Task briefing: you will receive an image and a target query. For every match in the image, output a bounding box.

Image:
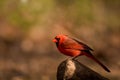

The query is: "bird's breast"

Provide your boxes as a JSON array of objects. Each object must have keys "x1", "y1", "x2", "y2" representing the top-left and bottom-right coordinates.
[{"x1": 58, "y1": 46, "x2": 81, "y2": 57}]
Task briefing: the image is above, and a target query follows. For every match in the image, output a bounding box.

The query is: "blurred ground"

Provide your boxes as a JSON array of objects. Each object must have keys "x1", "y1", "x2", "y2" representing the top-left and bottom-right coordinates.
[{"x1": 0, "y1": 0, "x2": 120, "y2": 80}]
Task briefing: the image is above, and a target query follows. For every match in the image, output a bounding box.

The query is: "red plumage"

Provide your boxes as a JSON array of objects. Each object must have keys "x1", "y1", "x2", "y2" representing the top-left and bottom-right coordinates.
[{"x1": 53, "y1": 34, "x2": 110, "y2": 72}]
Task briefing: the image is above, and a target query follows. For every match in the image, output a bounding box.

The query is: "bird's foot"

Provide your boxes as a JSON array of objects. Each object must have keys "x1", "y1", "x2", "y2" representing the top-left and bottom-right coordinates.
[{"x1": 72, "y1": 56, "x2": 78, "y2": 60}]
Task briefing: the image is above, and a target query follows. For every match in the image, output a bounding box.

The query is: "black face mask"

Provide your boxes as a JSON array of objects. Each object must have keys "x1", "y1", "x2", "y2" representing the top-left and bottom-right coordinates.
[{"x1": 55, "y1": 37, "x2": 60, "y2": 47}]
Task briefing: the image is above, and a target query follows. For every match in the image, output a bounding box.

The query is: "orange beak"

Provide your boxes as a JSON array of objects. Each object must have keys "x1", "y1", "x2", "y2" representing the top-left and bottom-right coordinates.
[{"x1": 53, "y1": 39, "x2": 57, "y2": 43}]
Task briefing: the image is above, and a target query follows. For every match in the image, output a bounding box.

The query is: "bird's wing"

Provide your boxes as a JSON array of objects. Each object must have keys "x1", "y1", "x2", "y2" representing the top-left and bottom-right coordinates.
[
  {"x1": 71, "y1": 38, "x2": 93, "y2": 51},
  {"x1": 60, "y1": 37, "x2": 93, "y2": 51}
]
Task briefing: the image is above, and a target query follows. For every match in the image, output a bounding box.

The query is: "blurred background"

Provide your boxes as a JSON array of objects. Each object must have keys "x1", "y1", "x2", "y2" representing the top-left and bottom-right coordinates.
[{"x1": 0, "y1": 0, "x2": 120, "y2": 80}]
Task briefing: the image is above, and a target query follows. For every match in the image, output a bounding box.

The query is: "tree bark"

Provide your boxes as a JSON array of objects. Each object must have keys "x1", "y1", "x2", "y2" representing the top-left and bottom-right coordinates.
[{"x1": 57, "y1": 59, "x2": 109, "y2": 80}]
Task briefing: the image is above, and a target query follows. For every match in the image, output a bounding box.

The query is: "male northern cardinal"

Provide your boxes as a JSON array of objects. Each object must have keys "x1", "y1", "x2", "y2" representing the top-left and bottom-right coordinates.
[{"x1": 53, "y1": 34, "x2": 110, "y2": 72}]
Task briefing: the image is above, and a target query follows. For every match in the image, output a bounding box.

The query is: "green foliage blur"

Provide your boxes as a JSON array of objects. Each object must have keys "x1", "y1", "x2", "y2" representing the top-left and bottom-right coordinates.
[{"x1": 0, "y1": 0, "x2": 120, "y2": 80}]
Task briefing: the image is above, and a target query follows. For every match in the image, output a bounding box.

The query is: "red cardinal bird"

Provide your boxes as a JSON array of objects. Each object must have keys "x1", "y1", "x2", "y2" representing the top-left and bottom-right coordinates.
[{"x1": 53, "y1": 34, "x2": 110, "y2": 72}]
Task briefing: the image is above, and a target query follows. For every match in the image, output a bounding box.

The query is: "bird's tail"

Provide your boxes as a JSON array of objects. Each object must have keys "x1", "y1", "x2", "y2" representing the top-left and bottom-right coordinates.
[{"x1": 85, "y1": 52, "x2": 110, "y2": 72}]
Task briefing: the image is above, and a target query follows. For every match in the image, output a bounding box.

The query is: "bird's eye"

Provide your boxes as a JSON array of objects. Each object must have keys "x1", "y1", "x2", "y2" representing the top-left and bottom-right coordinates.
[{"x1": 55, "y1": 37, "x2": 60, "y2": 41}]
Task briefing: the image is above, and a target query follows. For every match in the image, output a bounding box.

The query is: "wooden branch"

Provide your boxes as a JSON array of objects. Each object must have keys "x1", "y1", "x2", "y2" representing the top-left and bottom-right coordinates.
[{"x1": 57, "y1": 59, "x2": 109, "y2": 80}]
